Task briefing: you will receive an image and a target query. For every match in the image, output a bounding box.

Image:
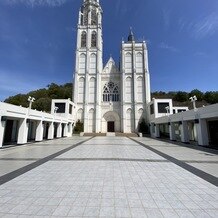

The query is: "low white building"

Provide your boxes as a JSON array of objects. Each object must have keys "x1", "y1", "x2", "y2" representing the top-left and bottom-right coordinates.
[
  {"x1": 0, "y1": 100, "x2": 75, "y2": 147},
  {"x1": 149, "y1": 102, "x2": 218, "y2": 147}
]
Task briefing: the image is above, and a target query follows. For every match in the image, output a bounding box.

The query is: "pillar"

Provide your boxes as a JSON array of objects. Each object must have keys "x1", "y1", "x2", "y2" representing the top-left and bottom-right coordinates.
[
  {"x1": 196, "y1": 119, "x2": 209, "y2": 146},
  {"x1": 150, "y1": 123, "x2": 155, "y2": 138},
  {"x1": 180, "y1": 121, "x2": 189, "y2": 143},
  {"x1": 169, "y1": 123, "x2": 176, "y2": 141},
  {"x1": 57, "y1": 123, "x2": 62, "y2": 138},
  {"x1": 155, "y1": 124, "x2": 160, "y2": 138},
  {"x1": 68, "y1": 123, "x2": 73, "y2": 137},
  {"x1": 63, "y1": 124, "x2": 68, "y2": 137},
  {"x1": 35, "y1": 120, "x2": 44, "y2": 142},
  {"x1": 48, "y1": 122, "x2": 54, "y2": 140},
  {"x1": 17, "y1": 118, "x2": 28, "y2": 144},
  {"x1": 0, "y1": 117, "x2": 6, "y2": 147}
]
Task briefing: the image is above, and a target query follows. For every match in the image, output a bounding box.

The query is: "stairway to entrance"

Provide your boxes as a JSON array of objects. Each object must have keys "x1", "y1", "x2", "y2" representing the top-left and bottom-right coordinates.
[{"x1": 83, "y1": 132, "x2": 139, "y2": 137}]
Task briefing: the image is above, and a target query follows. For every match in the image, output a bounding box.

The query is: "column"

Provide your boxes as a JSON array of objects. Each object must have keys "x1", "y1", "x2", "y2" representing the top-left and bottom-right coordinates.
[
  {"x1": 180, "y1": 121, "x2": 189, "y2": 143},
  {"x1": 35, "y1": 120, "x2": 44, "y2": 142},
  {"x1": 63, "y1": 124, "x2": 68, "y2": 137},
  {"x1": 17, "y1": 118, "x2": 28, "y2": 144},
  {"x1": 169, "y1": 123, "x2": 176, "y2": 141},
  {"x1": 69, "y1": 123, "x2": 73, "y2": 137},
  {"x1": 150, "y1": 123, "x2": 156, "y2": 138},
  {"x1": 0, "y1": 117, "x2": 6, "y2": 147},
  {"x1": 48, "y1": 122, "x2": 54, "y2": 140},
  {"x1": 196, "y1": 119, "x2": 209, "y2": 146},
  {"x1": 57, "y1": 123, "x2": 62, "y2": 138},
  {"x1": 155, "y1": 124, "x2": 160, "y2": 138}
]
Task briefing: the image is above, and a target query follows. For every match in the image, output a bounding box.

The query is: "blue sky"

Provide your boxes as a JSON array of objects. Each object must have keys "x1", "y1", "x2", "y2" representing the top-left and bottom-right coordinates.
[{"x1": 0, "y1": 0, "x2": 218, "y2": 101}]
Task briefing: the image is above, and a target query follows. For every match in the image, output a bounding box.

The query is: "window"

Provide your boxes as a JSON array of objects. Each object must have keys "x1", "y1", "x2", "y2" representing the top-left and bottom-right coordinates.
[
  {"x1": 125, "y1": 53, "x2": 132, "y2": 73},
  {"x1": 83, "y1": 9, "x2": 88, "y2": 26},
  {"x1": 90, "y1": 53, "x2": 97, "y2": 74},
  {"x1": 126, "y1": 77, "x2": 133, "y2": 102},
  {"x1": 78, "y1": 77, "x2": 85, "y2": 103},
  {"x1": 89, "y1": 77, "x2": 96, "y2": 103},
  {"x1": 103, "y1": 82, "x2": 119, "y2": 102},
  {"x1": 77, "y1": 108, "x2": 84, "y2": 122},
  {"x1": 137, "y1": 76, "x2": 143, "y2": 102},
  {"x1": 79, "y1": 54, "x2": 86, "y2": 74},
  {"x1": 136, "y1": 52, "x2": 143, "y2": 73},
  {"x1": 158, "y1": 103, "x2": 170, "y2": 113},
  {"x1": 126, "y1": 109, "x2": 134, "y2": 132},
  {"x1": 91, "y1": 10, "x2": 98, "y2": 25},
  {"x1": 55, "y1": 103, "x2": 66, "y2": 113},
  {"x1": 91, "y1": 31, "x2": 97, "y2": 47},
  {"x1": 81, "y1": 32, "x2": 87, "y2": 47}
]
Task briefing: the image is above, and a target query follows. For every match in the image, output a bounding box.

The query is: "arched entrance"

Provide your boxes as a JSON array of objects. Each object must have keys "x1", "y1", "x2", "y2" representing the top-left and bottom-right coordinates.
[{"x1": 102, "y1": 111, "x2": 120, "y2": 133}]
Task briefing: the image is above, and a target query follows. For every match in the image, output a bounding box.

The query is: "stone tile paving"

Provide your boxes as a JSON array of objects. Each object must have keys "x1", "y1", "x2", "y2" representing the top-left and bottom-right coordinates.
[
  {"x1": 0, "y1": 136, "x2": 88, "y2": 177},
  {"x1": 133, "y1": 137, "x2": 218, "y2": 178},
  {"x1": 0, "y1": 136, "x2": 217, "y2": 217}
]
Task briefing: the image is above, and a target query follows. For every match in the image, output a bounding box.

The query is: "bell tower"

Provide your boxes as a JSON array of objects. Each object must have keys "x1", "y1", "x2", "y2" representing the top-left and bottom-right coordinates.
[{"x1": 73, "y1": 0, "x2": 103, "y2": 133}]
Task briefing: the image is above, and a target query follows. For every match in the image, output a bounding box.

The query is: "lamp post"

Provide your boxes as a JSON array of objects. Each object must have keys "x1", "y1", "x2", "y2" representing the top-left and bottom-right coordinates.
[
  {"x1": 189, "y1": 95, "x2": 197, "y2": 110},
  {"x1": 165, "y1": 106, "x2": 170, "y2": 116},
  {"x1": 54, "y1": 106, "x2": 59, "y2": 114},
  {"x1": 28, "y1": 96, "x2": 35, "y2": 109}
]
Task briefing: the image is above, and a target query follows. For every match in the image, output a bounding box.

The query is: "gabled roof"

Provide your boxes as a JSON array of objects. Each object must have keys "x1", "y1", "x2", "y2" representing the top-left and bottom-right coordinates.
[{"x1": 103, "y1": 57, "x2": 120, "y2": 74}]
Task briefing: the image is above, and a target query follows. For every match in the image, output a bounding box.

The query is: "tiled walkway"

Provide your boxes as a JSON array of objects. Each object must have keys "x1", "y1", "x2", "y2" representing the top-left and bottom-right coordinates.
[{"x1": 0, "y1": 136, "x2": 217, "y2": 217}]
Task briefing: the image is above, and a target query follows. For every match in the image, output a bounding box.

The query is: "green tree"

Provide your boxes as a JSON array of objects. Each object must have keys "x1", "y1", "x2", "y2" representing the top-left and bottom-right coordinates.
[
  {"x1": 73, "y1": 120, "x2": 84, "y2": 134},
  {"x1": 204, "y1": 92, "x2": 218, "y2": 104},
  {"x1": 32, "y1": 98, "x2": 52, "y2": 112},
  {"x1": 189, "y1": 89, "x2": 204, "y2": 101},
  {"x1": 173, "y1": 91, "x2": 188, "y2": 102},
  {"x1": 5, "y1": 94, "x2": 28, "y2": 107}
]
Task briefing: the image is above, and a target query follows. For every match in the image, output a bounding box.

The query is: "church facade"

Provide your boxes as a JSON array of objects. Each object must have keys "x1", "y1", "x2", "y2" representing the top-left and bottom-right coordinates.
[{"x1": 73, "y1": 0, "x2": 151, "y2": 133}]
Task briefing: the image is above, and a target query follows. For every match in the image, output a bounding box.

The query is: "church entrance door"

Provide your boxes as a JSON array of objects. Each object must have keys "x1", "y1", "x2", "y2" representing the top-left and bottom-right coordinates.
[{"x1": 107, "y1": 121, "x2": 115, "y2": 132}]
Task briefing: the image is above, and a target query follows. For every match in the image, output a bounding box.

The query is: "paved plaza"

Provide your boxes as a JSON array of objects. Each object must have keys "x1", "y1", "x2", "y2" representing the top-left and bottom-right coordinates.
[{"x1": 0, "y1": 136, "x2": 217, "y2": 217}]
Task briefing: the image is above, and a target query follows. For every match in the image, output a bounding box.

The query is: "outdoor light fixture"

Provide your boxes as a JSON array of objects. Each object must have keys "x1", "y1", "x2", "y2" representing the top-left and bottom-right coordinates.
[
  {"x1": 54, "y1": 106, "x2": 59, "y2": 113},
  {"x1": 165, "y1": 106, "x2": 170, "y2": 116},
  {"x1": 189, "y1": 95, "x2": 197, "y2": 110},
  {"x1": 28, "y1": 96, "x2": 35, "y2": 109}
]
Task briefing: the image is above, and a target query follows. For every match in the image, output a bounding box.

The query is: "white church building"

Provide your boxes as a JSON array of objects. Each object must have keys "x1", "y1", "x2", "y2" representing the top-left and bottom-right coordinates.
[
  {"x1": 0, "y1": 0, "x2": 217, "y2": 147},
  {"x1": 73, "y1": 0, "x2": 151, "y2": 133}
]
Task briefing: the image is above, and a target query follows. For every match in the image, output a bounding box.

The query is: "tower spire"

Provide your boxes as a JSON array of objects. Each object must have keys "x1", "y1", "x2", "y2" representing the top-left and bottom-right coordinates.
[{"x1": 128, "y1": 27, "x2": 135, "y2": 42}]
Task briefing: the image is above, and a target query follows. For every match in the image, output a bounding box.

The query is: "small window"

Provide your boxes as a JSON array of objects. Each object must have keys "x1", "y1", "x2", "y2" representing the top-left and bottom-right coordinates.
[
  {"x1": 158, "y1": 103, "x2": 169, "y2": 113},
  {"x1": 55, "y1": 103, "x2": 66, "y2": 113},
  {"x1": 91, "y1": 32, "x2": 97, "y2": 47},
  {"x1": 91, "y1": 10, "x2": 98, "y2": 25},
  {"x1": 81, "y1": 32, "x2": 87, "y2": 48}
]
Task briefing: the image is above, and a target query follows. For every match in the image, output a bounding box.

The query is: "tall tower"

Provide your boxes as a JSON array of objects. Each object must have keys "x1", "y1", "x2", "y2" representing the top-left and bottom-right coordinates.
[
  {"x1": 121, "y1": 30, "x2": 151, "y2": 133},
  {"x1": 73, "y1": 0, "x2": 103, "y2": 133}
]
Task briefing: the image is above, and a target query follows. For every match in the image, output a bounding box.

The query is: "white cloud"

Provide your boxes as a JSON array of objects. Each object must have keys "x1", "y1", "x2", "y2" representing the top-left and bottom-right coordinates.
[
  {"x1": 159, "y1": 42, "x2": 179, "y2": 52},
  {"x1": 4, "y1": 0, "x2": 68, "y2": 7},
  {"x1": 191, "y1": 13, "x2": 218, "y2": 39}
]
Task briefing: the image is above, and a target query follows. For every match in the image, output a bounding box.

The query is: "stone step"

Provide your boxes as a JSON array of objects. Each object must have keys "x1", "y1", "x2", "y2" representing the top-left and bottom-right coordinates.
[
  {"x1": 106, "y1": 132, "x2": 116, "y2": 137},
  {"x1": 82, "y1": 132, "x2": 139, "y2": 137}
]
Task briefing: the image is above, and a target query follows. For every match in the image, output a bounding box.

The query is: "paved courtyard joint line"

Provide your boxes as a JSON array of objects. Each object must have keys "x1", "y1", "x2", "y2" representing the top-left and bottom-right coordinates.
[
  {"x1": 0, "y1": 137, "x2": 93, "y2": 186},
  {"x1": 0, "y1": 136, "x2": 217, "y2": 218},
  {"x1": 130, "y1": 138, "x2": 218, "y2": 187}
]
